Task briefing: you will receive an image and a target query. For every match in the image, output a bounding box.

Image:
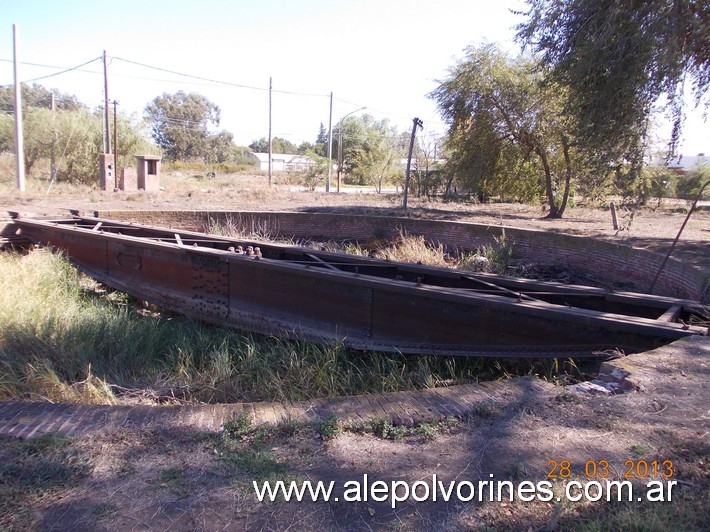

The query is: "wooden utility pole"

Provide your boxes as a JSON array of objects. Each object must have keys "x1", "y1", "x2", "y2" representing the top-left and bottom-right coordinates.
[
  {"x1": 402, "y1": 117, "x2": 423, "y2": 213},
  {"x1": 268, "y1": 77, "x2": 272, "y2": 185},
  {"x1": 13, "y1": 24, "x2": 25, "y2": 192},
  {"x1": 326, "y1": 92, "x2": 333, "y2": 192},
  {"x1": 610, "y1": 202, "x2": 619, "y2": 230},
  {"x1": 112, "y1": 100, "x2": 119, "y2": 190},
  {"x1": 649, "y1": 180, "x2": 710, "y2": 294},
  {"x1": 103, "y1": 51, "x2": 110, "y2": 154},
  {"x1": 50, "y1": 93, "x2": 56, "y2": 185}
]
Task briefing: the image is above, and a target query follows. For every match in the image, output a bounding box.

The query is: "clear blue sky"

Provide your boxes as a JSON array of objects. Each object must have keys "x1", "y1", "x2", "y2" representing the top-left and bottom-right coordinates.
[{"x1": 1, "y1": 0, "x2": 707, "y2": 155}]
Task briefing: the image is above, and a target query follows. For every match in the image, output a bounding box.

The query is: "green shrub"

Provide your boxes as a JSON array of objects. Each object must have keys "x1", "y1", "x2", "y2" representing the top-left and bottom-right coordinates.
[
  {"x1": 676, "y1": 166, "x2": 709, "y2": 200},
  {"x1": 319, "y1": 414, "x2": 343, "y2": 440}
]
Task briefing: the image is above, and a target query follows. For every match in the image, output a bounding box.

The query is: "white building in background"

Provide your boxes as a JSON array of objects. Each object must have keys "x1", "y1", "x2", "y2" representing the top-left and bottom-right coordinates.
[
  {"x1": 251, "y1": 153, "x2": 316, "y2": 172},
  {"x1": 651, "y1": 153, "x2": 708, "y2": 174},
  {"x1": 666, "y1": 154, "x2": 707, "y2": 173}
]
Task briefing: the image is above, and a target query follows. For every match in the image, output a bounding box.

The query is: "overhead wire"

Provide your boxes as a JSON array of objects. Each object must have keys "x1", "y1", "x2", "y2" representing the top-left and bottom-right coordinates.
[
  {"x1": 1, "y1": 52, "x2": 448, "y2": 145},
  {"x1": 112, "y1": 56, "x2": 331, "y2": 98},
  {"x1": 21, "y1": 56, "x2": 103, "y2": 84}
]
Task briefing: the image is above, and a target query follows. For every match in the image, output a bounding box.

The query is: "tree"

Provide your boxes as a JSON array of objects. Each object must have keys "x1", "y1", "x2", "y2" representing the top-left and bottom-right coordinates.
[
  {"x1": 206, "y1": 130, "x2": 236, "y2": 164},
  {"x1": 517, "y1": 0, "x2": 709, "y2": 160},
  {"x1": 334, "y1": 114, "x2": 402, "y2": 192},
  {"x1": 145, "y1": 91, "x2": 221, "y2": 162},
  {"x1": 248, "y1": 136, "x2": 298, "y2": 154},
  {"x1": 0, "y1": 83, "x2": 89, "y2": 176},
  {"x1": 314, "y1": 123, "x2": 328, "y2": 156},
  {"x1": 408, "y1": 132, "x2": 445, "y2": 197},
  {"x1": 297, "y1": 141, "x2": 315, "y2": 154},
  {"x1": 430, "y1": 44, "x2": 582, "y2": 217},
  {"x1": 1, "y1": 105, "x2": 156, "y2": 183}
]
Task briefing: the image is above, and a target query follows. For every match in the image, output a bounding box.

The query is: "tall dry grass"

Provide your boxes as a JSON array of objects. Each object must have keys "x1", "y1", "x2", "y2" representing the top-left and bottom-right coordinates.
[{"x1": 208, "y1": 220, "x2": 513, "y2": 274}]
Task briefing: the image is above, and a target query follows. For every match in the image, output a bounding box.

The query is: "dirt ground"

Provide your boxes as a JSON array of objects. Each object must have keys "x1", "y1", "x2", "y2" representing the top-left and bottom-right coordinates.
[
  {"x1": 12, "y1": 337, "x2": 709, "y2": 531},
  {"x1": 2, "y1": 173, "x2": 708, "y2": 241},
  {"x1": 1, "y1": 173, "x2": 709, "y2": 530},
  {"x1": 3, "y1": 172, "x2": 708, "y2": 269}
]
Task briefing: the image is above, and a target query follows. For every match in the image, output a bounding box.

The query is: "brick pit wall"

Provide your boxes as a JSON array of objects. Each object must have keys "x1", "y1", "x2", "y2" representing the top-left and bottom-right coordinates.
[{"x1": 95, "y1": 210, "x2": 710, "y2": 303}]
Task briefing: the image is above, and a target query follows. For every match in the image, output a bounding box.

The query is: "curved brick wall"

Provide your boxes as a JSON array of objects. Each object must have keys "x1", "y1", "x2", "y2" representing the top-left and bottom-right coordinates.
[{"x1": 95, "y1": 210, "x2": 710, "y2": 303}]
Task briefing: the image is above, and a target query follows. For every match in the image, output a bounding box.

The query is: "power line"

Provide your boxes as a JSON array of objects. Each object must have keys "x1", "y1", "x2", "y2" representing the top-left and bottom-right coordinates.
[
  {"x1": 112, "y1": 56, "x2": 330, "y2": 98},
  {"x1": 0, "y1": 53, "x2": 447, "y2": 145},
  {"x1": 0, "y1": 57, "x2": 100, "y2": 73},
  {"x1": 0, "y1": 56, "x2": 103, "y2": 89},
  {"x1": 21, "y1": 56, "x2": 103, "y2": 83}
]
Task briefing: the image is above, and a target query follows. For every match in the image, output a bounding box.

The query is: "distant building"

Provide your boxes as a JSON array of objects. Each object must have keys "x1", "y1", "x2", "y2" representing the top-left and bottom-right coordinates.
[
  {"x1": 398, "y1": 157, "x2": 447, "y2": 170},
  {"x1": 652, "y1": 153, "x2": 708, "y2": 174},
  {"x1": 251, "y1": 153, "x2": 316, "y2": 172}
]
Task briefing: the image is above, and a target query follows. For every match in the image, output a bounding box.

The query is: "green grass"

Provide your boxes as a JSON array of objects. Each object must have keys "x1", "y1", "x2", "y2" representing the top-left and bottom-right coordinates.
[
  {"x1": 212, "y1": 414, "x2": 289, "y2": 482},
  {"x1": 0, "y1": 249, "x2": 582, "y2": 405},
  {"x1": 156, "y1": 466, "x2": 191, "y2": 498},
  {"x1": 344, "y1": 416, "x2": 460, "y2": 442},
  {"x1": 0, "y1": 433, "x2": 93, "y2": 530}
]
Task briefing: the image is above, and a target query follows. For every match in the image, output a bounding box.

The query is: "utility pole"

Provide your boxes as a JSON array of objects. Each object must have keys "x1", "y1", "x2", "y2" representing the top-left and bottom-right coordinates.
[
  {"x1": 50, "y1": 93, "x2": 56, "y2": 185},
  {"x1": 337, "y1": 126, "x2": 343, "y2": 194},
  {"x1": 403, "y1": 117, "x2": 423, "y2": 213},
  {"x1": 268, "y1": 76, "x2": 272, "y2": 185},
  {"x1": 649, "y1": 180, "x2": 710, "y2": 294},
  {"x1": 103, "y1": 50, "x2": 110, "y2": 154},
  {"x1": 326, "y1": 92, "x2": 333, "y2": 192},
  {"x1": 112, "y1": 100, "x2": 119, "y2": 190},
  {"x1": 12, "y1": 24, "x2": 25, "y2": 192}
]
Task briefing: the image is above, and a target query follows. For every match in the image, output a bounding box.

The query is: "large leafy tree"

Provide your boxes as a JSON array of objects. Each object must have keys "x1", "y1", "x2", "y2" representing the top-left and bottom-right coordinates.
[
  {"x1": 334, "y1": 114, "x2": 402, "y2": 192},
  {"x1": 343, "y1": 115, "x2": 401, "y2": 192},
  {"x1": 207, "y1": 130, "x2": 236, "y2": 164},
  {"x1": 145, "y1": 91, "x2": 222, "y2": 162},
  {"x1": 431, "y1": 45, "x2": 582, "y2": 217},
  {"x1": 517, "y1": 0, "x2": 709, "y2": 160}
]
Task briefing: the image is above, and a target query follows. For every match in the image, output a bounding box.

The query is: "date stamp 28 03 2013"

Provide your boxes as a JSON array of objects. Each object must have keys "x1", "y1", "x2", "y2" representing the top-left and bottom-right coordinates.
[{"x1": 547, "y1": 459, "x2": 674, "y2": 480}]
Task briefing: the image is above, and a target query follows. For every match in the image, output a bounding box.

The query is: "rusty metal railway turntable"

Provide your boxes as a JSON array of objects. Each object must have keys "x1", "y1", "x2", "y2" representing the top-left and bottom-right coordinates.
[{"x1": 6, "y1": 214, "x2": 707, "y2": 357}]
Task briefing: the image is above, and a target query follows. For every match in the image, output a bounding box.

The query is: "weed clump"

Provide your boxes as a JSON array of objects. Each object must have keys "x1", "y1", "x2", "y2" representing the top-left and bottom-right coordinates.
[{"x1": 319, "y1": 413, "x2": 343, "y2": 440}]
